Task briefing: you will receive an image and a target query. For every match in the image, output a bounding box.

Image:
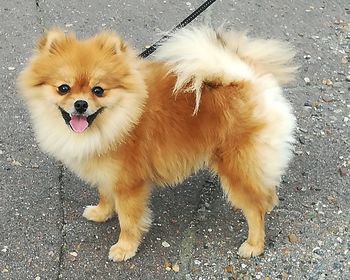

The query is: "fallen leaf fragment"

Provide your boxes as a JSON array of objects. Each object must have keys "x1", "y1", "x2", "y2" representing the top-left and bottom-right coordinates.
[
  {"x1": 164, "y1": 260, "x2": 172, "y2": 271},
  {"x1": 224, "y1": 264, "x2": 234, "y2": 273}
]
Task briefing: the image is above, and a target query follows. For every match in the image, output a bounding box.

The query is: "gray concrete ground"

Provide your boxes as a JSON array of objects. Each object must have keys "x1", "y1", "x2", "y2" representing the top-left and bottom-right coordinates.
[{"x1": 0, "y1": 0, "x2": 349, "y2": 279}]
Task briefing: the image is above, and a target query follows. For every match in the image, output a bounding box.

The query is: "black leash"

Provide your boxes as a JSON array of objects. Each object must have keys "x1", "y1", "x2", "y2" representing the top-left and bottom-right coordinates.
[{"x1": 139, "y1": 0, "x2": 217, "y2": 58}]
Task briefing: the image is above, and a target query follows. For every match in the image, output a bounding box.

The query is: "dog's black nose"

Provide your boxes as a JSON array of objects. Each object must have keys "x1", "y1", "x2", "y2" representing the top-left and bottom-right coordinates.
[{"x1": 74, "y1": 100, "x2": 88, "y2": 114}]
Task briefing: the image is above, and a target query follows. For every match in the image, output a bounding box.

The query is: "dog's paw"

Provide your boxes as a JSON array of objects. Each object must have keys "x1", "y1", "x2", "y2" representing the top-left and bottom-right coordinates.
[
  {"x1": 108, "y1": 242, "x2": 137, "y2": 262},
  {"x1": 238, "y1": 241, "x2": 264, "y2": 258},
  {"x1": 83, "y1": 205, "x2": 113, "y2": 223}
]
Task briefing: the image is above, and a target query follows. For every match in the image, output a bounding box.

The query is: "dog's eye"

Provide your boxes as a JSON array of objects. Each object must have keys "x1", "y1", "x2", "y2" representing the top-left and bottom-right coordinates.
[
  {"x1": 57, "y1": 84, "x2": 71, "y2": 95},
  {"x1": 92, "y1": 86, "x2": 104, "y2": 97}
]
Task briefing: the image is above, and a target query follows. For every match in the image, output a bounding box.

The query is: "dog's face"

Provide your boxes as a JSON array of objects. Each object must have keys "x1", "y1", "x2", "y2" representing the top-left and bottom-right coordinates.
[
  {"x1": 26, "y1": 30, "x2": 142, "y2": 132},
  {"x1": 18, "y1": 30, "x2": 147, "y2": 159}
]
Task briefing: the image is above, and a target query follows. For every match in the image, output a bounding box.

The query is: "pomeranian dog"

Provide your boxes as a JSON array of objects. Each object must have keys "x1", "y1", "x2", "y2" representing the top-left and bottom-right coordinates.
[{"x1": 18, "y1": 26, "x2": 296, "y2": 261}]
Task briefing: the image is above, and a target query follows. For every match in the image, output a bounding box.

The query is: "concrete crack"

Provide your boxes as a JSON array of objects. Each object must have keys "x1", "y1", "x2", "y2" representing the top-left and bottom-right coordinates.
[
  {"x1": 56, "y1": 164, "x2": 67, "y2": 280},
  {"x1": 178, "y1": 171, "x2": 219, "y2": 277},
  {"x1": 34, "y1": 0, "x2": 44, "y2": 31}
]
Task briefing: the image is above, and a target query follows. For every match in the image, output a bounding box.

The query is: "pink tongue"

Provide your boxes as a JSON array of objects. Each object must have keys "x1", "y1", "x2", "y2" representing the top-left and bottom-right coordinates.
[{"x1": 69, "y1": 115, "x2": 89, "y2": 133}]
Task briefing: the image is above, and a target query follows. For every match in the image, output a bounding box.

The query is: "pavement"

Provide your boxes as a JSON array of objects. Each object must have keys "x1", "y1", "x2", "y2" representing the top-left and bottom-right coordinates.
[{"x1": 0, "y1": 0, "x2": 349, "y2": 279}]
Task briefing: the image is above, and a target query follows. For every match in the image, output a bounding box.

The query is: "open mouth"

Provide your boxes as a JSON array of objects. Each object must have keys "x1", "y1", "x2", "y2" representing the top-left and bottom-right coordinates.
[{"x1": 58, "y1": 107, "x2": 104, "y2": 133}]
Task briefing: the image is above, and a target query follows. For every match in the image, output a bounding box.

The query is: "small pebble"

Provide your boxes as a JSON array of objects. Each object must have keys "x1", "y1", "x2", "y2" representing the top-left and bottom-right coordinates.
[
  {"x1": 8, "y1": 66, "x2": 15, "y2": 71},
  {"x1": 299, "y1": 127, "x2": 308, "y2": 133},
  {"x1": 322, "y1": 79, "x2": 333, "y2": 86},
  {"x1": 338, "y1": 167, "x2": 347, "y2": 177},
  {"x1": 162, "y1": 241, "x2": 170, "y2": 248},
  {"x1": 48, "y1": 251, "x2": 54, "y2": 257},
  {"x1": 69, "y1": 251, "x2": 78, "y2": 257},
  {"x1": 321, "y1": 95, "x2": 335, "y2": 102},
  {"x1": 194, "y1": 259, "x2": 201, "y2": 265},
  {"x1": 304, "y1": 100, "x2": 312, "y2": 107},
  {"x1": 282, "y1": 247, "x2": 290, "y2": 256},
  {"x1": 288, "y1": 233, "x2": 299, "y2": 243},
  {"x1": 341, "y1": 56, "x2": 348, "y2": 64},
  {"x1": 172, "y1": 263, "x2": 180, "y2": 272},
  {"x1": 345, "y1": 75, "x2": 350, "y2": 82},
  {"x1": 304, "y1": 77, "x2": 311, "y2": 85},
  {"x1": 281, "y1": 272, "x2": 289, "y2": 280},
  {"x1": 11, "y1": 160, "x2": 22, "y2": 166}
]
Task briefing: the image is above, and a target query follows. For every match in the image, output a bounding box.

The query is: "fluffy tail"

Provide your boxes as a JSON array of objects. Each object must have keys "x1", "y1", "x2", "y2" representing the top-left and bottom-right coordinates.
[{"x1": 155, "y1": 26, "x2": 297, "y2": 113}]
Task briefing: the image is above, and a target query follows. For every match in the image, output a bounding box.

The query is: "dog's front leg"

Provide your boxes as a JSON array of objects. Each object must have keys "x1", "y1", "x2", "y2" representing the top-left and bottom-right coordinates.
[
  {"x1": 83, "y1": 186, "x2": 115, "y2": 223},
  {"x1": 108, "y1": 181, "x2": 152, "y2": 262}
]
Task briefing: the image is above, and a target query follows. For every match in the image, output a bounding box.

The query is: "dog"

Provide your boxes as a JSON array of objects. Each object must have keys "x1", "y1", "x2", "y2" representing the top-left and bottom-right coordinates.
[{"x1": 18, "y1": 26, "x2": 296, "y2": 261}]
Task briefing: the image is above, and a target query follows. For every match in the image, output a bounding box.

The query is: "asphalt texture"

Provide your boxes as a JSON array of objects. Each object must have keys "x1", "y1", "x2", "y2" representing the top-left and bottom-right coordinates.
[{"x1": 0, "y1": 0, "x2": 349, "y2": 279}]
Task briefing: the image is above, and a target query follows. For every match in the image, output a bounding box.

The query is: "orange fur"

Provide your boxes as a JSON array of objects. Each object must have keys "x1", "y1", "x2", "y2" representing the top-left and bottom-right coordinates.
[{"x1": 18, "y1": 28, "x2": 296, "y2": 261}]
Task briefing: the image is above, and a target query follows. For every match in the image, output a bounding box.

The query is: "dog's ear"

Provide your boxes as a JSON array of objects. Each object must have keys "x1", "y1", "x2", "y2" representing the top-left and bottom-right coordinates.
[
  {"x1": 93, "y1": 32, "x2": 129, "y2": 55},
  {"x1": 37, "y1": 28, "x2": 72, "y2": 52}
]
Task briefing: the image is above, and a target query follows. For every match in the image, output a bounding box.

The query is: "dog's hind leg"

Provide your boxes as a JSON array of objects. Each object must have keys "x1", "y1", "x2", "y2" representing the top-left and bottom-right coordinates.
[{"x1": 210, "y1": 147, "x2": 278, "y2": 258}]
